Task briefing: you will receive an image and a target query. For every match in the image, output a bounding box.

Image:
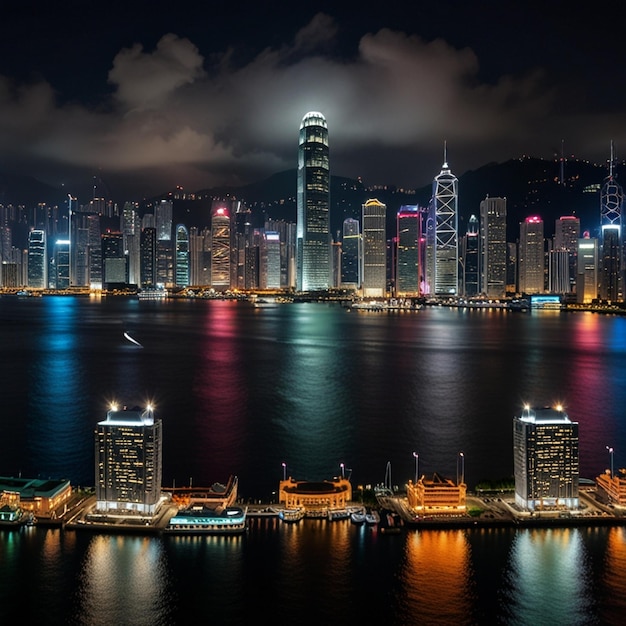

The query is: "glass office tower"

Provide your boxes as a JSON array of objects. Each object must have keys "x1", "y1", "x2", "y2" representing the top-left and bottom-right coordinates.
[{"x1": 297, "y1": 111, "x2": 330, "y2": 292}]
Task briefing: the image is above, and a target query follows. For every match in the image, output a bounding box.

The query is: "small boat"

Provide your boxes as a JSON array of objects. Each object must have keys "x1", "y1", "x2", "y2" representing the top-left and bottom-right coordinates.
[
  {"x1": 278, "y1": 508, "x2": 305, "y2": 523},
  {"x1": 123, "y1": 331, "x2": 143, "y2": 348},
  {"x1": 350, "y1": 510, "x2": 366, "y2": 524},
  {"x1": 328, "y1": 508, "x2": 350, "y2": 521},
  {"x1": 365, "y1": 510, "x2": 380, "y2": 525}
]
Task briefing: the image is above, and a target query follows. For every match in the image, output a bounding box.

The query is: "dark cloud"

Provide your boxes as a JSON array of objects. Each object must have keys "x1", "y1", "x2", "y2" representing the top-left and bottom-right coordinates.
[{"x1": 0, "y1": 10, "x2": 624, "y2": 202}]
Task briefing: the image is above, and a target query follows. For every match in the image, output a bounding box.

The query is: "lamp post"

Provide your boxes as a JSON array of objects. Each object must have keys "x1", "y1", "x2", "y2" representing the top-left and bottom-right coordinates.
[
  {"x1": 413, "y1": 452, "x2": 419, "y2": 484},
  {"x1": 340, "y1": 463, "x2": 345, "y2": 479},
  {"x1": 458, "y1": 452, "x2": 465, "y2": 486},
  {"x1": 282, "y1": 462, "x2": 286, "y2": 482},
  {"x1": 606, "y1": 446, "x2": 614, "y2": 479}
]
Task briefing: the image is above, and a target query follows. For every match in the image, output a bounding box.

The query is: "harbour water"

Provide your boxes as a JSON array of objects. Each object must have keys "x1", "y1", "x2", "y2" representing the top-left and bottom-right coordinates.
[{"x1": 1, "y1": 297, "x2": 626, "y2": 624}]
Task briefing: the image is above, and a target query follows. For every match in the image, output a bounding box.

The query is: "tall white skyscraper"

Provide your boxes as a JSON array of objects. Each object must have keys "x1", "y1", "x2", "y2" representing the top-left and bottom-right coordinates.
[
  {"x1": 577, "y1": 233, "x2": 599, "y2": 304},
  {"x1": 297, "y1": 112, "x2": 330, "y2": 292},
  {"x1": 27, "y1": 229, "x2": 47, "y2": 289},
  {"x1": 433, "y1": 145, "x2": 458, "y2": 296},
  {"x1": 361, "y1": 199, "x2": 387, "y2": 297}
]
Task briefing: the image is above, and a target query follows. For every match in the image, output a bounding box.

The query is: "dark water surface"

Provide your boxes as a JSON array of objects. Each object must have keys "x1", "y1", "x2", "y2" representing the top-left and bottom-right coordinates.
[{"x1": 1, "y1": 297, "x2": 626, "y2": 624}]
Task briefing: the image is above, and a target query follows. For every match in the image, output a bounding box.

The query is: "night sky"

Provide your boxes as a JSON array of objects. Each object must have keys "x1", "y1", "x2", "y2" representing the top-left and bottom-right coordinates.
[{"x1": 1, "y1": 0, "x2": 625, "y2": 203}]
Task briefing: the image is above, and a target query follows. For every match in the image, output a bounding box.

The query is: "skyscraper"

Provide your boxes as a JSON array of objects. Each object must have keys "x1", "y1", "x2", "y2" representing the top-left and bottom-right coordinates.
[
  {"x1": 296, "y1": 111, "x2": 330, "y2": 292},
  {"x1": 27, "y1": 229, "x2": 47, "y2": 289},
  {"x1": 554, "y1": 216, "x2": 580, "y2": 293},
  {"x1": 479, "y1": 197, "x2": 507, "y2": 297},
  {"x1": 518, "y1": 216, "x2": 544, "y2": 294},
  {"x1": 361, "y1": 199, "x2": 387, "y2": 297},
  {"x1": 175, "y1": 224, "x2": 190, "y2": 287},
  {"x1": 433, "y1": 145, "x2": 459, "y2": 296},
  {"x1": 95, "y1": 403, "x2": 163, "y2": 515},
  {"x1": 600, "y1": 143, "x2": 623, "y2": 301},
  {"x1": 463, "y1": 214, "x2": 479, "y2": 297},
  {"x1": 211, "y1": 204, "x2": 231, "y2": 291},
  {"x1": 341, "y1": 218, "x2": 361, "y2": 289},
  {"x1": 396, "y1": 206, "x2": 421, "y2": 297},
  {"x1": 513, "y1": 405, "x2": 579, "y2": 511},
  {"x1": 577, "y1": 233, "x2": 599, "y2": 304}
]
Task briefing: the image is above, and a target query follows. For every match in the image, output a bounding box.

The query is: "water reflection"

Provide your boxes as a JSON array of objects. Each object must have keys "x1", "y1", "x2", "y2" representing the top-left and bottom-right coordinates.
[{"x1": 504, "y1": 528, "x2": 592, "y2": 625}]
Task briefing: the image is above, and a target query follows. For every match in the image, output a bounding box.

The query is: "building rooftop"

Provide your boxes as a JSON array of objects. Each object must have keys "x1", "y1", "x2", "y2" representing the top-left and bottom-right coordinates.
[{"x1": 518, "y1": 406, "x2": 574, "y2": 424}]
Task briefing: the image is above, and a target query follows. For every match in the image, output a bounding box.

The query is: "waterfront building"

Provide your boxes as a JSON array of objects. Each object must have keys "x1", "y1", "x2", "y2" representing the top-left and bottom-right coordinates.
[
  {"x1": 95, "y1": 404, "x2": 163, "y2": 515},
  {"x1": 506, "y1": 242, "x2": 518, "y2": 294},
  {"x1": 189, "y1": 226, "x2": 211, "y2": 287},
  {"x1": 479, "y1": 197, "x2": 507, "y2": 297},
  {"x1": 548, "y1": 249, "x2": 570, "y2": 294},
  {"x1": 518, "y1": 216, "x2": 544, "y2": 294},
  {"x1": 175, "y1": 224, "x2": 190, "y2": 287},
  {"x1": 341, "y1": 218, "x2": 361, "y2": 289},
  {"x1": 600, "y1": 143, "x2": 623, "y2": 302},
  {"x1": 54, "y1": 239, "x2": 70, "y2": 289},
  {"x1": 296, "y1": 111, "x2": 330, "y2": 292},
  {"x1": 433, "y1": 146, "x2": 459, "y2": 296},
  {"x1": 140, "y1": 227, "x2": 157, "y2": 287},
  {"x1": 155, "y1": 200, "x2": 173, "y2": 242},
  {"x1": 513, "y1": 405, "x2": 579, "y2": 511},
  {"x1": 554, "y1": 216, "x2": 580, "y2": 293},
  {"x1": 576, "y1": 233, "x2": 599, "y2": 303},
  {"x1": 101, "y1": 231, "x2": 127, "y2": 286},
  {"x1": 211, "y1": 204, "x2": 231, "y2": 291},
  {"x1": 27, "y1": 229, "x2": 47, "y2": 288},
  {"x1": 264, "y1": 231, "x2": 281, "y2": 289},
  {"x1": 406, "y1": 473, "x2": 466, "y2": 514},
  {"x1": 0, "y1": 476, "x2": 72, "y2": 518},
  {"x1": 361, "y1": 199, "x2": 387, "y2": 297},
  {"x1": 279, "y1": 477, "x2": 352, "y2": 513},
  {"x1": 596, "y1": 469, "x2": 626, "y2": 506},
  {"x1": 396, "y1": 206, "x2": 421, "y2": 297},
  {"x1": 463, "y1": 214, "x2": 479, "y2": 296}
]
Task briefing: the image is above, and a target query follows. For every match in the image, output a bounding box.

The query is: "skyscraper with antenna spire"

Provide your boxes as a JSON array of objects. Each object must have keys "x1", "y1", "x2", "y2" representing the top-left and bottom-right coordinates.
[
  {"x1": 432, "y1": 141, "x2": 459, "y2": 296},
  {"x1": 600, "y1": 141, "x2": 623, "y2": 301}
]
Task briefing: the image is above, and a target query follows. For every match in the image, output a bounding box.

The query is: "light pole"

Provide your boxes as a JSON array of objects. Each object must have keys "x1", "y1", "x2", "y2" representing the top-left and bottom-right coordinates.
[
  {"x1": 282, "y1": 462, "x2": 286, "y2": 482},
  {"x1": 458, "y1": 452, "x2": 465, "y2": 486},
  {"x1": 413, "y1": 452, "x2": 419, "y2": 484},
  {"x1": 606, "y1": 446, "x2": 614, "y2": 479},
  {"x1": 340, "y1": 463, "x2": 345, "y2": 479}
]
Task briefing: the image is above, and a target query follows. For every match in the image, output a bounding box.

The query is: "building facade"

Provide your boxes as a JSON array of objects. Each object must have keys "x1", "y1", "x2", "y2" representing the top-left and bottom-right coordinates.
[
  {"x1": 396, "y1": 206, "x2": 421, "y2": 297},
  {"x1": 361, "y1": 199, "x2": 387, "y2": 297},
  {"x1": 518, "y1": 216, "x2": 544, "y2": 294},
  {"x1": 296, "y1": 111, "x2": 330, "y2": 292},
  {"x1": 479, "y1": 196, "x2": 507, "y2": 297},
  {"x1": 513, "y1": 405, "x2": 579, "y2": 511},
  {"x1": 95, "y1": 404, "x2": 163, "y2": 515}
]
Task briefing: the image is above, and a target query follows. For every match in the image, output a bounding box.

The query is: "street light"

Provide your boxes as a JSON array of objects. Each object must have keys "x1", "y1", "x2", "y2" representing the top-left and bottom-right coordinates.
[
  {"x1": 606, "y1": 446, "x2": 614, "y2": 479},
  {"x1": 340, "y1": 463, "x2": 345, "y2": 479},
  {"x1": 282, "y1": 462, "x2": 286, "y2": 481},
  {"x1": 413, "y1": 452, "x2": 419, "y2": 484},
  {"x1": 458, "y1": 452, "x2": 465, "y2": 486}
]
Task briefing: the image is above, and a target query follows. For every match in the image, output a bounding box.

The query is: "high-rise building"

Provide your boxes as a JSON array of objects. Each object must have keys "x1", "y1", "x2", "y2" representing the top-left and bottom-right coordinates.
[
  {"x1": 341, "y1": 218, "x2": 361, "y2": 289},
  {"x1": 518, "y1": 216, "x2": 544, "y2": 294},
  {"x1": 479, "y1": 197, "x2": 507, "y2": 297},
  {"x1": 554, "y1": 216, "x2": 580, "y2": 293},
  {"x1": 513, "y1": 405, "x2": 579, "y2": 511},
  {"x1": 548, "y1": 249, "x2": 570, "y2": 294},
  {"x1": 27, "y1": 229, "x2": 47, "y2": 289},
  {"x1": 433, "y1": 146, "x2": 458, "y2": 296},
  {"x1": 361, "y1": 199, "x2": 387, "y2": 297},
  {"x1": 600, "y1": 143, "x2": 623, "y2": 301},
  {"x1": 463, "y1": 214, "x2": 479, "y2": 297},
  {"x1": 101, "y1": 231, "x2": 126, "y2": 286},
  {"x1": 396, "y1": 206, "x2": 421, "y2": 297},
  {"x1": 155, "y1": 200, "x2": 173, "y2": 242},
  {"x1": 95, "y1": 403, "x2": 162, "y2": 515},
  {"x1": 577, "y1": 233, "x2": 599, "y2": 304},
  {"x1": 140, "y1": 227, "x2": 157, "y2": 287},
  {"x1": 175, "y1": 224, "x2": 190, "y2": 287},
  {"x1": 53, "y1": 239, "x2": 70, "y2": 289},
  {"x1": 264, "y1": 231, "x2": 281, "y2": 289},
  {"x1": 296, "y1": 111, "x2": 330, "y2": 292},
  {"x1": 211, "y1": 204, "x2": 231, "y2": 291}
]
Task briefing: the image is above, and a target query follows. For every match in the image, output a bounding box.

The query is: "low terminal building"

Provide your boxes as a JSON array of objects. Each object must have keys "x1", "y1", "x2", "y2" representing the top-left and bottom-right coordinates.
[
  {"x1": 596, "y1": 469, "x2": 626, "y2": 506},
  {"x1": 0, "y1": 476, "x2": 72, "y2": 518},
  {"x1": 406, "y1": 473, "x2": 467, "y2": 514},
  {"x1": 279, "y1": 477, "x2": 352, "y2": 513}
]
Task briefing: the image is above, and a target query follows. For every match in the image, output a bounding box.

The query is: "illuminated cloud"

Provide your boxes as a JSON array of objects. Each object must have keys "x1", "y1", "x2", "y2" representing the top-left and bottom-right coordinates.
[{"x1": 0, "y1": 13, "x2": 624, "y2": 200}]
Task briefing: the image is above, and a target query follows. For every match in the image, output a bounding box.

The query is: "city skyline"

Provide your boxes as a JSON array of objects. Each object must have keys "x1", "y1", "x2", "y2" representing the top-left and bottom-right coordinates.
[{"x1": 1, "y1": 2, "x2": 625, "y2": 202}]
